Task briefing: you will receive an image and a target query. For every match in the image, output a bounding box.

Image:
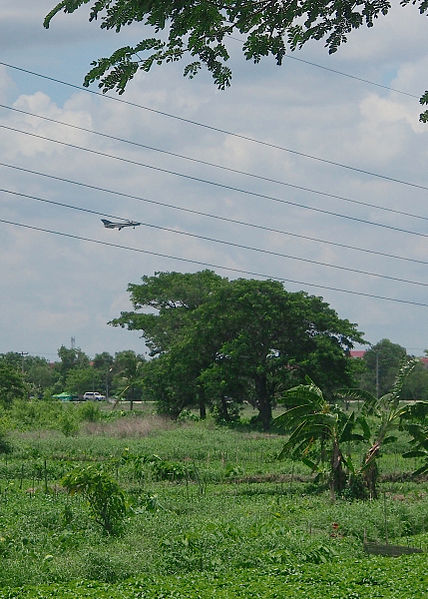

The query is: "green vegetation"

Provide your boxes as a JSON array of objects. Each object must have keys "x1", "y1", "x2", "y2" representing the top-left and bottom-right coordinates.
[
  {"x1": 0, "y1": 275, "x2": 426, "y2": 597},
  {"x1": 111, "y1": 271, "x2": 364, "y2": 429},
  {"x1": 0, "y1": 348, "x2": 145, "y2": 403},
  {"x1": 0, "y1": 400, "x2": 425, "y2": 597},
  {"x1": 277, "y1": 358, "x2": 427, "y2": 499},
  {"x1": 62, "y1": 465, "x2": 127, "y2": 534}
]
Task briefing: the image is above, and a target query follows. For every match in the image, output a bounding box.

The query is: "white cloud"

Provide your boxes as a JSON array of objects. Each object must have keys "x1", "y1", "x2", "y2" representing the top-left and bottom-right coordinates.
[{"x1": 0, "y1": 2, "x2": 427, "y2": 358}]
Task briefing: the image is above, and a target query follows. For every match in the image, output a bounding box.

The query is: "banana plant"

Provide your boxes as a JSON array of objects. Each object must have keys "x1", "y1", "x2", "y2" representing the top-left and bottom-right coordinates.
[
  {"x1": 276, "y1": 358, "x2": 422, "y2": 499},
  {"x1": 400, "y1": 400, "x2": 428, "y2": 476},
  {"x1": 341, "y1": 358, "x2": 419, "y2": 497},
  {"x1": 275, "y1": 379, "x2": 366, "y2": 500}
]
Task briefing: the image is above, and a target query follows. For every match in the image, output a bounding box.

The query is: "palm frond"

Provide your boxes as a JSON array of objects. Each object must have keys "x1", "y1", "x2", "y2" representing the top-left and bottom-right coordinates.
[
  {"x1": 356, "y1": 415, "x2": 371, "y2": 440},
  {"x1": 390, "y1": 357, "x2": 418, "y2": 403},
  {"x1": 281, "y1": 381, "x2": 324, "y2": 409},
  {"x1": 339, "y1": 412, "x2": 355, "y2": 443}
]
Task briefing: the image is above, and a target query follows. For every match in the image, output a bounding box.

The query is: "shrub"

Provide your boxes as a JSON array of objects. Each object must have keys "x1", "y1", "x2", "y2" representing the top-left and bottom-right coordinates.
[
  {"x1": 62, "y1": 465, "x2": 127, "y2": 535},
  {"x1": 78, "y1": 401, "x2": 101, "y2": 423},
  {"x1": 60, "y1": 412, "x2": 79, "y2": 437}
]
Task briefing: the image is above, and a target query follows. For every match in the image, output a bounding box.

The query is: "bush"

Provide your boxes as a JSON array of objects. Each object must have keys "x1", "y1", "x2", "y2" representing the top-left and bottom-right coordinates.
[
  {"x1": 62, "y1": 465, "x2": 127, "y2": 535},
  {"x1": 60, "y1": 412, "x2": 79, "y2": 437},
  {"x1": 78, "y1": 401, "x2": 101, "y2": 423}
]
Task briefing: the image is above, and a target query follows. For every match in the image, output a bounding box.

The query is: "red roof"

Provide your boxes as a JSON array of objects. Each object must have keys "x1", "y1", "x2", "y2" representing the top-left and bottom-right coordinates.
[{"x1": 350, "y1": 350, "x2": 366, "y2": 358}]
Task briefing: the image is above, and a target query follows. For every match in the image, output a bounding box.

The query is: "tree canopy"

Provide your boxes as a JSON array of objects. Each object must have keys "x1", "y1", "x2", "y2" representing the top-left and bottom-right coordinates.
[
  {"x1": 111, "y1": 270, "x2": 364, "y2": 428},
  {"x1": 0, "y1": 363, "x2": 27, "y2": 408},
  {"x1": 44, "y1": 1, "x2": 428, "y2": 119},
  {"x1": 362, "y1": 339, "x2": 407, "y2": 397}
]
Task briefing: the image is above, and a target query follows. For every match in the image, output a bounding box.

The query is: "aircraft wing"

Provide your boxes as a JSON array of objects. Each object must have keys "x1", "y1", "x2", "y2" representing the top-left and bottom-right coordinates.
[{"x1": 101, "y1": 219, "x2": 115, "y2": 229}]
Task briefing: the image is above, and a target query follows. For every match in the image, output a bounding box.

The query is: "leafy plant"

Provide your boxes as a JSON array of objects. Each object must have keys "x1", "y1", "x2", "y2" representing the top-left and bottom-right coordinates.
[
  {"x1": 276, "y1": 358, "x2": 422, "y2": 498},
  {"x1": 60, "y1": 412, "x2": 79, "y2": 437},
  {"x1": 150, "y1": 456, "x2": 194, "y2": 482},
  {"x1": 0, "y1": 424, "x2": 12, "y2": 455},
  {"x1": 275, "y1": 379, "x2": 366, "y2": 499},
  {"x1": 78, "y1": 401, "x2": 101, "y2": 423},
  {"x1": 62, "y1": 465, "x2": 127, "y2": 535},
  {"x1": 345, "y1": 358, "x2": 421, "y2": 496},
  {"x1": 401, "y1": 401, "x2": 428, "y2": 475}
]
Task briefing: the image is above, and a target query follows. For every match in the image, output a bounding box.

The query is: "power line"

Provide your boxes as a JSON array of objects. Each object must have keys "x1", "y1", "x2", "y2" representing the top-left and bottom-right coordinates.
[
  {"x1": 284, "y1": 55, "x2": 419, "y2": 99},
  {"x1": 2, "y1": 102, "x2": 427, "y2": 224},
  {"x1": 1, "y1": 160, "x2": 427, "y2": 266},
  {"x1": 1, "y1": 188, "x2": 128, "y2": 223},
  {"x1": 4, "y1": 187, "x2": 427, "y2": 288},
  {"x1": 1, "y1": 216, "x2": 427, "y2": 308},
  {"x1": 3, "y1": 124, "x2": 428, "y2": 239},
  {"x1": 227, "y1": 35, "x2": 419, "y2": 99},
  {"x1": 1, "y1": 61, "x2": 426, "y2": 191}
]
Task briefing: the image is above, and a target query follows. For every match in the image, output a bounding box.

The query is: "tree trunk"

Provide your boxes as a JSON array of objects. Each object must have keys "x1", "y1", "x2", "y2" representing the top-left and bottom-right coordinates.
[
  {"x1": 217, "y1": 395, "x2": 231, "y2": 422},
  {"x1": 330, "y1": 441, "x2": 346, "y2": 501},
  {"x1": 199, "y1": 400, "x2": 206, "y2": 420},
  {"x1": 255, "y1": 374, "x2": 272, "y2": 431},
  {"x1": 362, "y1": 442, "x2": 380, "y2": 499}
]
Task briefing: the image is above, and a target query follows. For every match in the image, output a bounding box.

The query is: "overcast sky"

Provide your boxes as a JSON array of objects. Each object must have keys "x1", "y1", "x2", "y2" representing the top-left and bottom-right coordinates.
[{"x1": 1, "y1": 1, "x2": 427, "y2": 360}]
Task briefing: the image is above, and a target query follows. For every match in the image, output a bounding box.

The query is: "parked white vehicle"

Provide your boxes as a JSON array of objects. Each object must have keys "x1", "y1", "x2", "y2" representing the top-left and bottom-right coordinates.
[{"x1": 83, "y1": 391, "x2": 105, "y2": 401}]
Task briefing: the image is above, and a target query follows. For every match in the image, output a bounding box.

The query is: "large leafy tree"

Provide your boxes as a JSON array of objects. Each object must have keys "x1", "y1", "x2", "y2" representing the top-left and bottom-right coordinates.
[
  {"x1": 92, "y1": 352, "x2": 114, "y2": 397},
  {"x1": 111, "y1": 270, "x2": 364, "y2": 428},
  {"x1": 111, "y1": 270, "x2": 225, "y2": 416},
  {"x1": 361, "y1": 339, "x2": 407, "y2": 397},
  {"x1": 0, "y1": 363, "x2": 27, "y2": 408},
  {"x1": 56, "y1": 345, "x2": 90, "y2": 387},
  {"x1": 23, "y1": 356, "x2": 57, "y2": 398},
  {"x1": 189, "y1": 277, "x2": 363, "y2": 428},
  {"x1": 65, "y1": 367, "x2": 103, "y2": 395},
  {"x1": 0, "y1": 353, "x2": 57, "y2": 398},
  {"x1": 44, "y1": 1, "x2": 428, "y2": 119}
]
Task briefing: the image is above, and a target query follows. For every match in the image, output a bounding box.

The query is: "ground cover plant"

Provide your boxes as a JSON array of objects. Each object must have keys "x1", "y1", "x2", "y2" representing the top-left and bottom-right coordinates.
[{"x1": 0, "y1": 400, "x2": 425, "y2": 597}]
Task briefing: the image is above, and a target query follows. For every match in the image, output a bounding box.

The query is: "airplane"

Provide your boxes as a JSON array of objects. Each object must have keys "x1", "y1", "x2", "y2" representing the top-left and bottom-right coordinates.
[{"x1": 101, "y1": 218, "x2": 141, "y2": 231}]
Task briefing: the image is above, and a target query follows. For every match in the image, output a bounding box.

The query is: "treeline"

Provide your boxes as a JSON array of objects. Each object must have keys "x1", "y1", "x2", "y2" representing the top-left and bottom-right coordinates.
[
  {"x1": 1, "y1": 271, "x2": 427, "y2": 429},
  {"x1": 354, "y1": 338, "x2": 428, "y2": 400},
  {"x1": 110, "y1": 271, "x2": 428, "y2": 429},
  {"x1": 0, "y1": 348, "x2": 144, "y2": 404}
]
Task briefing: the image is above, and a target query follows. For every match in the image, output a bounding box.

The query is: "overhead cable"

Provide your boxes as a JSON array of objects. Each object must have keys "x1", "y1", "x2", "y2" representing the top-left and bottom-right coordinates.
[
  {"x1": 1, "y1": 61, "x2": 427, "y2": 191},
  {"x1": 1, "y1": 216, "x2": 427, "y2": 308},
  {"x1": 227, "y1": 35, "x2": 419, "y2": 99},
  {"x1": 1, "y1": 160, "x2": 426, "y2": 266},
  {"x1": 1, "y1": 103, "x2": 427, "y2": 223},
  {"x1": 284, "y1": 55, "x2": 419, "y2": 99},
  {"x1": 4, "y1": 187, "x2": 427, "y2": 287},
  {"x1": 2, "y1": 124, "x2": 428, "y2": 239}
]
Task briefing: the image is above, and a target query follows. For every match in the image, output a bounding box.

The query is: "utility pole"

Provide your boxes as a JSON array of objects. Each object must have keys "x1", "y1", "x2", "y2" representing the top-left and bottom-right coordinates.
[
  {"x1": 106, "y1": 367, "x2": 113, "y2": 400},
  {"x1": 376, "y1": 352, "x2": 379, "y2": 399},
  {"x1": 20, "y1": 351, "x2": 28, "y2": 374}
]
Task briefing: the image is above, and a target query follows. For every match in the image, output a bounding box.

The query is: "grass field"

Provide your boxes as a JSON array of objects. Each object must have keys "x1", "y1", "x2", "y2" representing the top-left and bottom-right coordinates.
[{"x1": 0, "y1": 403, "x2": 426, "y2": 598}]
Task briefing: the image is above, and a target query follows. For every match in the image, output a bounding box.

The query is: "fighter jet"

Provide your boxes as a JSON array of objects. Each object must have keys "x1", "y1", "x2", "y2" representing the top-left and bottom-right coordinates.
[{"x1": 101, "y1": 219, "x2": 141, "y2": 231}]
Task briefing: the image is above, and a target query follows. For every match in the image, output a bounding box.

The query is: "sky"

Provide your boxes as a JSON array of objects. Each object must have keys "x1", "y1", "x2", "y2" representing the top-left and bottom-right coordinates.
[{"x1": 0, "y1": 1, "x2": 427, "y2": 360}]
